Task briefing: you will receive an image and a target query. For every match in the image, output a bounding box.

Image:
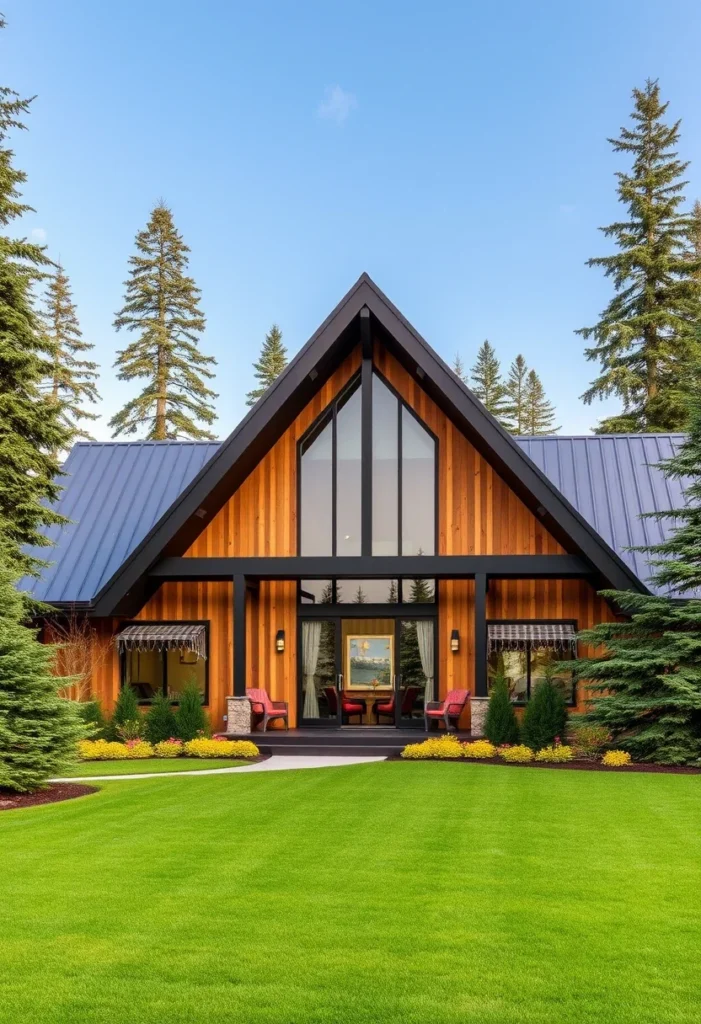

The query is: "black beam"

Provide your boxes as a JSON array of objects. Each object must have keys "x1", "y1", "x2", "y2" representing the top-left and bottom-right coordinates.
[
  {"x1": 233, "y1": 574, "x2": 246, "y2": 697},
  {"x1": 360, "y1": 306, "x2": 373, "y2": 556},
  {"x1": 474, "y1": 573, "x2": 487, "y2": 697},
  {"x1": 150, "y1": 554, "x2": 592, "y2": 582}
]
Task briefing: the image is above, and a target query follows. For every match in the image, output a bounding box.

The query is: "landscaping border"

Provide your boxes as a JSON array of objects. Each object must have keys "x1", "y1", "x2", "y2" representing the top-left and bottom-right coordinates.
[
  {"x1": 0, "y1": 783, "x2": 98, "y2": 811},
  {"x1": 389, "y1": 755, "x2": 701, "y2": 774}
]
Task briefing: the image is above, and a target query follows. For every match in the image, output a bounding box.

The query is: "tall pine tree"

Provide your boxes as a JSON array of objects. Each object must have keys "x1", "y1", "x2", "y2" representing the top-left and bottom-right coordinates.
[
  {"x1": 41, "y1": 262, "x2": 99, "y2": 446},
  {"x1": 0, "y1": 29, "x2": 71, "y2": 579},
  {"x1": 523, "y1": 369, "x2": 559, "y2": 435},
  {"x1": 578, "y1": 80, "x2": 701, "y2": 433},
  {"x1": 452, "y1": 353, "x2": 468, "y2": 383},
  {"x1": 246, "y1": 324, "x2": 287, "y2": 406},
  {"x1": 110, "y1": 203, "x2": 217, "y2": 440},
  {"x1": 504, "y1": 354, "x2": 529, "y2": 434},
  {"x1": 469, "y1": 340, "x2": 509, "y2": 422}
]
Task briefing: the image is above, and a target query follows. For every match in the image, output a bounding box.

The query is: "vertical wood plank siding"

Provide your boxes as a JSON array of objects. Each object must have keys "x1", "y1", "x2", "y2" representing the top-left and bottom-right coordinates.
[{"x1": 76, "y1": 340, "x2": 615, "y2": 728}]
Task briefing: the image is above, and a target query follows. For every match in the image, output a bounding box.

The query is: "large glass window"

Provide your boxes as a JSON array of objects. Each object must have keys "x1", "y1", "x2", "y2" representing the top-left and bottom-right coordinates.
[
  {"x1": 336, "y1": 388, "x2": 362, "y2": 555},
  {"x1": 401, "y1": 406, "x2": 435, "y2": 555},
  {"x1": 337, "y1": 579, "x2": 399, "y2": 604},
  {"x1": 123, "y1": 633, "x2": 208, "y2": 704},
  {"x1": 488, "y1": 641, "x2": 574, "y2": 704},
  {"x1": 372, "y1": 375, "x2": 399, "y2": 555},
  {"x1": 300, "y1": 417, "x2": 333, "y2": 556}
]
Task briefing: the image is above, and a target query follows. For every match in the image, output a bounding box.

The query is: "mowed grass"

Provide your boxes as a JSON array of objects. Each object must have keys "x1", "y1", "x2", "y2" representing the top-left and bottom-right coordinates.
[
  {"x1": 59, "y1": 758, "x2": 250, "y2": 776},
  {"x1": 1, "y1": 762, "x2": 700, "y2": 1024}
]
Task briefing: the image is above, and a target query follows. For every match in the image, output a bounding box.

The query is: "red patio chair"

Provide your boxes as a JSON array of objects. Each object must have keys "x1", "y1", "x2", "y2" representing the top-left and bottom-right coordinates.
[
  {"x1": 323, "y1": 686, "x2": 367, "y2": 724},
  {"x1": 424, "y1": 689, "x2": 470, "y2": 732},
  {"x1": 373, "y1": 685, "x2": 421, "y2": 724},
  {"x1": 246, "y1": 688, "x2": 289, "y2": 732}
]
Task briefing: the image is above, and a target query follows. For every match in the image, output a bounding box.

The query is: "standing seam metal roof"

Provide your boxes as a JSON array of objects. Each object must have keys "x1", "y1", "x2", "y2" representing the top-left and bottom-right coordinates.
[{"x1": 21, "y1": 433, "x2": 688, "y2": 604}]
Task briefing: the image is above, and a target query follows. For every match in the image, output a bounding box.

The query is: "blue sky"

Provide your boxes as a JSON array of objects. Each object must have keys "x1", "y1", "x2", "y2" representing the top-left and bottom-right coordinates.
[{"x1": 4, "y1": 0, "x2": 701, "y2": 438}]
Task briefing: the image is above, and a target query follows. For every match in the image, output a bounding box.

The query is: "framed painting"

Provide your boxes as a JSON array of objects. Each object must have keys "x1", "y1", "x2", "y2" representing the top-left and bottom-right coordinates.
[{"x1": 346, "y1": 634, "x2": 393, "y2": 690}]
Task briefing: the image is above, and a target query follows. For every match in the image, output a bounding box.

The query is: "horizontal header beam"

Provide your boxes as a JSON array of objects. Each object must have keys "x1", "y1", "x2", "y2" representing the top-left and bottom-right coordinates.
[{"x1": 149, "y1": 554, "x2": 592, "y2": 582}]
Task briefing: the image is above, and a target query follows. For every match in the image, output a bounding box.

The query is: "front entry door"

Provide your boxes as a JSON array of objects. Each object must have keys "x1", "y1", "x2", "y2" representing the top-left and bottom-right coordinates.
[
  {"x1": 299, "y1": 618, "x2": 342, "y2": 727},
  {"x1": 395, "y1": 618, "x2": 436, "y2": 728}
]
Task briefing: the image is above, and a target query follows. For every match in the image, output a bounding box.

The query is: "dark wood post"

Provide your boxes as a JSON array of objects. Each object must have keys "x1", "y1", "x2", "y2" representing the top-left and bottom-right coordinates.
[
  {"x1": 474, "y1": 573, "x2": 487, "y2": 697},
  {"x1": 233, "y1": 574, "x2": 246, "y2": 696}
]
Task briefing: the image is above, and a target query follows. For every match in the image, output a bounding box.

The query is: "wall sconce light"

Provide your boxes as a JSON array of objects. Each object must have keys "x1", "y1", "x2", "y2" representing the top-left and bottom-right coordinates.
[
  {"x1": 450, "y1": 629, "x2": 460, "y2": 653},
  {"x1": 275, "y1": 629, "x2": 285, "y2": 654}
]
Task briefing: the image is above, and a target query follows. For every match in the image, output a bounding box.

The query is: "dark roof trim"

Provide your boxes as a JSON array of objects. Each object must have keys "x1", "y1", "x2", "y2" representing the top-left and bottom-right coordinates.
[{"x1": 92, "y1": 273, "x2": 646, "y2": 617}]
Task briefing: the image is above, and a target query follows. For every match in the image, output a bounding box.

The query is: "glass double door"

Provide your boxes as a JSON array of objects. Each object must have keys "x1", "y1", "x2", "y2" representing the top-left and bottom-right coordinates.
[{"x1": 299, "y1": 617, "x2": 435, "y2": 728}]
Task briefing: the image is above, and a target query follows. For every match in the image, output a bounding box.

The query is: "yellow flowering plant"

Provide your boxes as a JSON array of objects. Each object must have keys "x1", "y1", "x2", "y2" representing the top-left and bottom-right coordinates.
[
  {"x1": 78, "y1": 739, "x2": 127, "y2": 761},
  {"x1": 535, "y1": 745, "x2": 574, "y2": 763},
  {"x1": 122, "y1": 740, "x2": 154, "y2": 759},
  {"x1": 184, "y1": 738, "x2": 259, "y2": 759},
  {"x1": 154, "y1": 739, "x2": 184, "y2": 758},
  {"x1": 499, "y1": 744, "x2": 535, "y2": 763},
  {"x1": 462, "y1": 740, "x2": 496, "y2": 759},
  {"x1": 602, "y1": 750, "x2": 632, "y2": 767},
  {"x1": 401, "y1": 735, "x2": 464, "y2": 759}
]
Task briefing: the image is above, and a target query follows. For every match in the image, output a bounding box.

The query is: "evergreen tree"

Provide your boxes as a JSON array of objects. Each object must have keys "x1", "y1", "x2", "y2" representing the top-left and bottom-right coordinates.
[
  {"x1": 110, "y1": 202, "x2": 217, "y2": 440},
  {"x1": 0, "y1": 555, "x2": 83, "y2": 792},
  {"x1": 521, "y1": 676, "x2": 568, "y2": 751},
  {"x1": 523, "y1": 369, "x2": 559, "y2": 435},
  {"x1": 246, "y1": 324, "x2": 287, "y2": 406},
  {"x1": 76, "y1": 697, "x2": 108, "y2": 740},
  {"x1": 352, "y1": 585, "x2": 367, "y2": 604},
  {"x1": 576, "y1": 592, "x2": 701, "y2": 765},
  {"x1": 504, "y1": 355, "x2": 530, "y2": 434},
  {"x1": 40, "y1": 262, "x2": 99, "y2": 446},
  {"x1": 469, "y1": 340, "x2": 509, "y2": 421},
  {"x1": 452, "y1": 353, "x2": 468, "y2": 383},
  {"x1": 690, "y1": 200, "x2": 701, "y2": 275},
  {"x1": 0, "y1": 41, "x2": 71, "y2": 579},
  {"x1": 109, "y1": 683, "x2": 141, "y2": 739},
  {"x1": 484, "y1": 674, "x2": 520, "y2": 745},
  {"x1": 144, "y1": 691, "x2": 178, "y2": 744},
  {"x1": 578, "y1": 80, "x2": 701, "y2": 433},
  {"x1": 175, "y1": 680, "x2": 209, "y2": 740}
]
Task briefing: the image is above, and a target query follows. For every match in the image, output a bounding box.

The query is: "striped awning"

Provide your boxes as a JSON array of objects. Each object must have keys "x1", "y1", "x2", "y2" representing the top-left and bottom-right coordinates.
[
  {"x1": 115, "y1": 624, "x2": 207, "y2": 660},
  {"x1": 488, "y1": 623, "x2": 576, "y2": 653}
]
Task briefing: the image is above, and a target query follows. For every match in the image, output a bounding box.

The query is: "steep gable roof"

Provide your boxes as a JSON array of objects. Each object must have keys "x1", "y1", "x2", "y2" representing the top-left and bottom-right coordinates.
[{"x1": 27, "y1": 274, "x2": 650, "y2": 613}]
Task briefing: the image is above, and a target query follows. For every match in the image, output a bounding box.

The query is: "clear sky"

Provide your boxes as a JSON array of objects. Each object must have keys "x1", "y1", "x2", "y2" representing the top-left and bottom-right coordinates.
[{"x1": 4, "y1": 0, "x2": 701, "y2": 439}]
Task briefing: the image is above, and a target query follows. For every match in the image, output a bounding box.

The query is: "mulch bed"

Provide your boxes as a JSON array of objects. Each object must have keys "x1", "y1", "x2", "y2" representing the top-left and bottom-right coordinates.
[
  {"x1": 0, "y1": 783, "x2": 98, "y2": 812},
  {"x1": 387, "y1": 755, "x2": 701, "y2": 774}
]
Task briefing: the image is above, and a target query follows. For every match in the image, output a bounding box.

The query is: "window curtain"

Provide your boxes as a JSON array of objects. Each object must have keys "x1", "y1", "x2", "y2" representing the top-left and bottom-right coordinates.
[
  {"x1": 302, "y1": 621, "x2": 322, "y2": 718},
  {"x1": 415, "y1": 621, "x2": 435, "y2": 704}
]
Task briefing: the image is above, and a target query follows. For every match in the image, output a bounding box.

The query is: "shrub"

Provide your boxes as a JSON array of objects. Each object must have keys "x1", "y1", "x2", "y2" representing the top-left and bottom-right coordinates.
[
  {"x1": 77, "y1": 698, "x2": 108, "y2": 739},
  {"x1": 484, "y1": 673, "x2": 520, "y2": 746},
  {"x1": 116, "y1": 720, "x2": 143, "y2": 741},
  {"x1": 602, "y1": 749, "x2": 632, "y2": 767},
  {"x1": 499, "y1": 744, "x2": 534, "y2": 763},
  {"x1": 535, "y1": 744, "x2": 574, "y2": 763},
  {"x1": 184, "y1": 738, "x2": 259, "y2": 759},
  {"x1": 78, "y1": 739, "x2": 130, "y2": 761},
  {"x1": 154, "y1": 738, "x2": 184, "y2": 758},
  {"x1": 400, "y1": 735, "x2": 464, "y2": 759},
  {"x1": 144, "y1": 692, "x2": 178, "y2": 745},
  {"x1": 122, "y1": 740, "x2": 153, "y2": 759},
  {"x1": 175, "y1": 681, "x2": 209, "y2": 741},
  {"x1": 109, "y1": 684, "x2": 141, "y2": 741},
  {"x1": 521, "y1": 678, "x2": 567, "y2": 751},
  {"x1": 462, "y1": 740, "x2": 496, "y2": 759},
  {"x1": 569, "y1": 722, "x2": 611, "y2": 759}
]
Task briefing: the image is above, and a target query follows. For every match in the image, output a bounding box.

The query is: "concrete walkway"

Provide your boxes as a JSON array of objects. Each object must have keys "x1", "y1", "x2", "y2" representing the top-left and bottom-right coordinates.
[{"x1": 52, "y1": 755, "x2": 386, "y2": 783}]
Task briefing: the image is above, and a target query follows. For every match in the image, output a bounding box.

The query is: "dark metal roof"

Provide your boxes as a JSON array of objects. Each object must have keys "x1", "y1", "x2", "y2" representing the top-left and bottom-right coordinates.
[
  {"x1": 21, "y1": 441, "x2": 219, "y2": 604},
  {"x1": 22, "y1": 432, "x2": 686, "y2": 605},
  {"x1": 515, "y1": 434, "x2": 687, "y2": 597}
]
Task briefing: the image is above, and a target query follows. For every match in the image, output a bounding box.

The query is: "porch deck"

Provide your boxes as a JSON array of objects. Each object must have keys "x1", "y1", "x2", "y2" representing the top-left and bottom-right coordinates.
[{"x1": 223, "y1": 727, "x2": 473, "y2": 757}]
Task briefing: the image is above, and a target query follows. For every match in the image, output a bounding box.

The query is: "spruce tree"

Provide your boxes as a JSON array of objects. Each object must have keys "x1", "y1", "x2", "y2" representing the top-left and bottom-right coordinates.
[
  {"x1": 0, "y1": 46, "x2": 71, "y2": 579},
  {"x1": 469, "y1": 340, "x2": 508, "y2": 422},
  {"x1": 110, "y1": 203, "x2": 217, "y2": 440},
  {"x1": 576, "y1": 592, "x2": 701, "y2": 765},
  {"x1": 523, "y1": 369, "x2": 559, "y2": 435},
  {"x1": 109, "y1": 683, "x2": 141, "y2": 739},
  {"x1": 484, "y1": 674, "x2": 520, "y2": 745},
  {"x1": 521, "y1": 676, "x2": 567, "y2": 751},
  {"x1": 175, "y1": 680, "x2": 209, "y2": 740},
  {"x1": 144, "y1": 691, "x2": 178, "y2": 744},
  {"x1": 578, "y1": 80, "x2": 701, "y2": 433},
  {"x1": 0, "y1": 555, "x2": 83, "y2": 792},
  {"x1": 452, "y1": 353, "x2": 468, "y2": 383},
  {"x1": 504, "y1": 355, "x2": 529, "y2": 434},
  {"x1": 690, "y1": 200, "x2": 701, "y2": 274},
  {"x1": 246, "y1": 324, "x2": 287, "y2": 406},
  {"x1": 41, "y1": 262, "x2": 99, "y2": 446}
]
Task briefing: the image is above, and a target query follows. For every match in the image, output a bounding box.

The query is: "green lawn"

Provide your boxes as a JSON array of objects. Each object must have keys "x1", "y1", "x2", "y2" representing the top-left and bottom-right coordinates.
[
  {"x1": 1, "y1": 762, "x2": 700, "y2": 1024},
  {"x1": 59, "y1": 758, "x2": 250, "y2": 776}
]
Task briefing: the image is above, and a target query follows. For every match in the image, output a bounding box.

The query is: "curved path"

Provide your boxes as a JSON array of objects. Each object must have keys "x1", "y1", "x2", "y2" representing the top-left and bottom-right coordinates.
[{"x1": 51, "y1": 755, "x2": 386, "y2": 783}]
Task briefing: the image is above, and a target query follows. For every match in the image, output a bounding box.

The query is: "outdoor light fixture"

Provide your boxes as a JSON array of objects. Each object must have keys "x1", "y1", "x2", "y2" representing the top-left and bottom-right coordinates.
[
  {"x1": 275, "y1": 629, "x2": 285, "y2": 654},
  {"x1": 450, "y1": 629, "x2": 460, "y2": 653}
]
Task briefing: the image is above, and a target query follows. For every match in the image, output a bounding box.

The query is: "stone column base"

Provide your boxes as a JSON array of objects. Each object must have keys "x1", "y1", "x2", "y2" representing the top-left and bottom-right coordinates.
[
  {"x1": 225, "y1": 696, "x2": 252, "y2": 735},
  {"x1": 470, "y1": 696, "x2": 489, "y2": 738}
]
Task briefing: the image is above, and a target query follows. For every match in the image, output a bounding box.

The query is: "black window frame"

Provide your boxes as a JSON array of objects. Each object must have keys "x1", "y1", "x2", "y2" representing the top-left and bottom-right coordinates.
[
  {"x1": 298, "y1": 578, "x2": 436, "y2": 605},
  {"x1": 296, "y1": 367, "x2": 438, "y2": 559},
  {"x1": 486, "y1": 618, "x2": 577, "y2": 707},
  {"x1": 119, "y1": 619, "x2": 210, "y2": 707}
]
